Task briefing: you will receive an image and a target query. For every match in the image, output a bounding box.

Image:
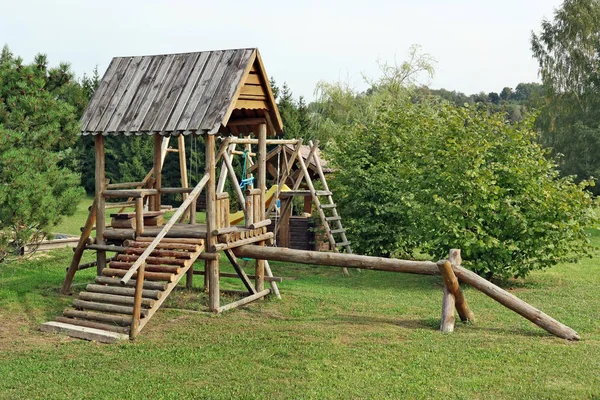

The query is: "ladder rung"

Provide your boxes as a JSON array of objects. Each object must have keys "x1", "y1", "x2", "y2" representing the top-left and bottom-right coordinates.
[
  {"x1": 330, "y1": 228, "x2": 346, "y2": 234},
  {"x1": 320, "y1": 203, "x2": 336, "y2": 209},
  {"x1": 326, "y1": 216, "x2": 341, "y2": 222},
  {"x1": 336, "y1": 241, "x2": 351, "y2": 247}
]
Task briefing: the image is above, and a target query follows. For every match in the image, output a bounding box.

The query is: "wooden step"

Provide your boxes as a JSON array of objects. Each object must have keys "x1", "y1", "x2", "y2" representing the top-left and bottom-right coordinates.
[
  {"x1": 86, "y1": 284, "x2": 162, "y2": 300},
  {"x1": 108, "y1": 261, "x2": 180, "y2": 274},
  {"x1": 134, "y1": 237, "x2": 204, "y2": 245},
  {"x1": 95, "y1": 276, "x2": 166, "y2": 291},
  {"x1": 335, "y1": 241, "x2": 351, "y2": 247},
  {"x1": 326, "y1": 216, "x2": 341, "y2": 222},
  {"x1": 63, "y1": 309, "x2": 133, "y2": 326},
  {"x1": 319, "y1": 203, "x2": 337, "y2": 209},
  {"x1": 123, "y1": 248, "x2": 193, "y2": 259},
  {"x1": 101, "y1": 268, "x2": 175, "y2": 283},
  {"x1": 330, "y1": 228, "x2": 346, "y2": 234},
  {"x1": 79, "y1": 292, "x2": 156, "y2": 308},
  {"x1": 127, "y1": 241, "x2": 200, "y2": 252},
  {"x1": 72, "y1": 299, "x2": 148, "y2": 317},
  {"x1": 40, "y1": 321, "x2": 128, "y2": 344},
  {"x1": 55, "y1": 316, "x2": 130, "y2": 335},
  {"x1": 116, "y1": 254, "x2": 187, "y2": 266}
]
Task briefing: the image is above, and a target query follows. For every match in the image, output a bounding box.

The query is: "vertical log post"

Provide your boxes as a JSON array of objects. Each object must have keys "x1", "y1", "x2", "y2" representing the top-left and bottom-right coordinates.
[
  {"x1": 153, "y1": 134, "x2": 162, "y2": 212},
  {"x1": 130, "y1": 262, "x2": 145, "y2": 339},
  {"x1": 95, "y1": 135, "x2": 106, "y2": 275},
  {"x1": 255, "y1": 123, "x2": 267, "y2": 292},
  {"x1": 135, "y1": 197, "x2": 144, "y2": 238},
  {"x1": 440, "y1": 286, "x2": 456, "y2": 333},
  {"x1": 177, "y1": 134, "x2": 190, "y2": 221},
  {"x1": 205, "y1": 133, "x2": 219, "y2": 311}
]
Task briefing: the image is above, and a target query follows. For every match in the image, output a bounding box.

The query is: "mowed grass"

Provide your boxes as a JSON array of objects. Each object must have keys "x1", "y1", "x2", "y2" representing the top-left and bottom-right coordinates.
[{"x1": 0, "y1": 209, "x2": 599, "y2": 398}]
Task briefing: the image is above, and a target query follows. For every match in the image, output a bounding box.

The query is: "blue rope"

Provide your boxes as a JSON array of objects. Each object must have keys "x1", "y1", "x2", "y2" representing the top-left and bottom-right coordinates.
[{"x1": 239, "y1": 149, "x2": 254, "y2": 190}]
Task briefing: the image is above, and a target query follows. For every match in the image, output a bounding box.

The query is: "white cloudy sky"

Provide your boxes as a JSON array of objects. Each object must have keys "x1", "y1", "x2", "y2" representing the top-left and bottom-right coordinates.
[{"x1": 1, "y1": 0, "x2": 562, "y2": 100}]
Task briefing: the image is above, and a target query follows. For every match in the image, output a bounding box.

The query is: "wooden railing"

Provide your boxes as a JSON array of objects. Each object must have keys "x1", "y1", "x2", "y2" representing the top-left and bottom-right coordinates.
[{"x1": 216, "y1": 192, "x2": 230, "y2": 230}]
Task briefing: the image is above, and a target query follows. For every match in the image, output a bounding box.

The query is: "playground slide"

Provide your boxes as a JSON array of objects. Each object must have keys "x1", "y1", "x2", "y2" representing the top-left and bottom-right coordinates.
[{"x1": 228, "y1": 184, "x2": 291, "y2": 225}]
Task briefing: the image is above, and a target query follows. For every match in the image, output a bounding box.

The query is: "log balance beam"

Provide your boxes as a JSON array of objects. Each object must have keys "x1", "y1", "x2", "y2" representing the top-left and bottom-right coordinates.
[{"x1": 232, "y1": 245, "x2": 580, "y2": 341}]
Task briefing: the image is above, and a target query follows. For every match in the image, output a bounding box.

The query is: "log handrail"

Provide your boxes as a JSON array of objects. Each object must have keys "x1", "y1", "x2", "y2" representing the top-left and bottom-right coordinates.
[{"x1": 120, "y1": 172, "x2": 210, "y2": 285}]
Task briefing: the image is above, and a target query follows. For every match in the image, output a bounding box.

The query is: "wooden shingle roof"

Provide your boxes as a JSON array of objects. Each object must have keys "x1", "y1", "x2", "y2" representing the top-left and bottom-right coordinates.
[{"x1": 80, "y1": 48, "x2": 282, "y2": 136}]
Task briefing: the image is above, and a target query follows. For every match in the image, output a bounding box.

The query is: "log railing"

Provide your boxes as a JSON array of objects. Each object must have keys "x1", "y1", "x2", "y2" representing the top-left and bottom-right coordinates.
[
  {"x1": 216, "y1": 192, "x2": 230, "y2": 230},
  {"x1": 122, "y1": 172, "x2": 210, "y2": 338}
]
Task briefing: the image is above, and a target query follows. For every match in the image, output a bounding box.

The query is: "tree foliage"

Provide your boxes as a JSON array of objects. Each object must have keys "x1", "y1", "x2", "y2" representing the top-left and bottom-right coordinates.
[
  {"x1": 532, "y1": 0, "x2": 600, "y2": 193},
  {"x1": 0, "y1": 46, "x2": 85, "y2": 260},
  {"x1": 321, "y1": 55, "x2": 597, "y2": 279}
]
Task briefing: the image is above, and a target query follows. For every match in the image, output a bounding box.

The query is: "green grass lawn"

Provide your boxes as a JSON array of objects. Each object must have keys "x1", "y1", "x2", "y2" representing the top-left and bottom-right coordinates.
[{"x1": 1, "y1": 206, "x2": 599, "y2": 399}]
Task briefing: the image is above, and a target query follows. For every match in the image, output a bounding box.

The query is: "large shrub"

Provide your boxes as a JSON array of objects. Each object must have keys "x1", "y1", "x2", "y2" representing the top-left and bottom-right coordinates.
[
  {"x1": 0, "y1": 48, "x2": 84, "y2": 261},
  {"x1": 326, "y1": 93, "x2": 597, "y2": 278}
]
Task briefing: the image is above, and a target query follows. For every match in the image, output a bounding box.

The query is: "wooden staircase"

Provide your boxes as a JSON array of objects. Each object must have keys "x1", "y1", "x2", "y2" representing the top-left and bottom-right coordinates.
[{"x1": 41, "y1": 237, "x2": 204, "y2": 343}]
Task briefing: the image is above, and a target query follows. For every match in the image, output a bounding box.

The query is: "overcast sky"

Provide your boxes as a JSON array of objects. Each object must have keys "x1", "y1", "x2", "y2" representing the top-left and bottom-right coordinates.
[{"x1": 1, "y1": 0, "x2": 562, "y2": 100}]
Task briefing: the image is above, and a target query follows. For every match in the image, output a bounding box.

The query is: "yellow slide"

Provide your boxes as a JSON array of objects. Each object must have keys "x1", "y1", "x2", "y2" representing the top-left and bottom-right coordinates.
[{"x1": 229, "y1": 184, "x2": 291, "y2": 225}]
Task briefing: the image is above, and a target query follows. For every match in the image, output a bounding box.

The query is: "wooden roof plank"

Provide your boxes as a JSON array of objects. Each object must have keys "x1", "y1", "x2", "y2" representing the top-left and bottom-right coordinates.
[
  {"x1": 203, "y1": 49, "x2": 255, "y2": 133},
  {"x1": 139, "y1": 53, "x2": 189, "y2": 132},
  {"x1": 254, "y1": 51, "x2": 283, "y2": 134},
  {"x1": 164, "y1": 52, "x2": 211, "y2": 132},
  {"x1": 84, "y1": 57, "x2": 132, "y2": 132},
  {"x1": 150, "y1": 52, "x2": 201, "y2": 133},
  {"x1": 105, "y1": 56, "x2": 153, "y2": 133},
  {"x1": 81, "y1": 57, "x2": 119, "y2": 131},
  {"x1": 116, "y1": 55, "x2": 164, "y2": 133},
  {"x1": 92, "y1": 56, "x2": 144, "y2": 133},
  {"x1": 127, "y1": 54, "x2": 177, "y2": 133},
  {"x1": 175, "y1": 50, "x2": 225, "y2": 131}
]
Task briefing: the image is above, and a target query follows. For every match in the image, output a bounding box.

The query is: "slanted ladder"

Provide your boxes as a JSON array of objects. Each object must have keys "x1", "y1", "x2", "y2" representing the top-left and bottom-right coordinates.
[{"x1": 41, "y1": 237, "x2": 204, "y2": 343}]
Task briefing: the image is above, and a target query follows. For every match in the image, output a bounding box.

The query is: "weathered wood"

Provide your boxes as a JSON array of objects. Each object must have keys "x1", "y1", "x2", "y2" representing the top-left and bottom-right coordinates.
[
  {"x1": 135, "y1": 197, "x2": 144, "y2": 237},
  {"x1": 79, "y1": 291, "x2": 156, "y2": 308},
  {"x1": 119, "y1": 172, "x2": 209, "y2": 285},
  {"x1": 86, "y1": 244, "x2": 127, "y2": 253},
  {"x1": 63, "y1": 309, "x2": 133, "y2": 326},
  {"x1": 72, "y1": 299, "x2": 148, "y2": 317},
  {"x1": 128, "y1": 241, "x2": 199, "y2": 252},
  {"x1": 224, "y1": 249, "x2": 257, "y2": 294},
  {"x1": 264, "y1": 260, "x2": 281, "y2": 299},
  {"x1": 153, "y1": 134, "x2": 162, "y2": 211},
  {"x1": 227, "y1": 138, "x2": 299, "y2": 145},
  {"x1": 451, "y1": 263, "x2": 580, "y2": 340},
  {"x1": 134, "y1": 237, "x2": 204, "y2": 245},
  {"x1": 440, "y1": 286, "x2": 456, "y2": 333},
  {"x1": 217, "y1": 289, "x2": 270, "y2": 313},
  {"x1": 160, "y1": 187, "x2": 194, "y2": 194},
  {"x1": 109, "y1": 261, "x2": 180, "y2": 274},
  {"x1": 55, "y1": 317, "x2": 130, "y2": 335},
  {"x1": 193, "y1": 270, "x2": 283, "y2": 282},
  {"x1": 95, "y1": 276, "x2": 166, "y2": 291},
  {"x1": 438, "y1": 250, "x2": 475, "y2": 322},
  {"x1": 205, "y1": 133, "x2": 220, "y2": 312},
  {"x1": 103, "y1": 268, "x2": 174, "y2": 282},
  {"x1": 111, "y1": 218, "x2": 136, "y2": 230},
  {"x1": 62, "y1": 196, "x2": 98, "y2": 294},
  {"x1": 40, "y1": 321, "x2": 127, "y2": 344},
  {"x1": 95, "y1": 135, "x2": 106, "y2": 275},
  {"x1": 221, "y1": 151, "x2": 247, "y2": 211},
  {"x1": 123, "y1": 247, "x2": 192, "y2": 259},
  {"x1": 86, "y1": 284, "x2": 162, "y2": 300},
  {"x1": 232, "y1": 245, "x2": 439, "y2": 275},
  {"x1": 103, "y1": 189, "x2": 157, "y2": 198},
  {"x1": 116, "y1": 254, "x2": 187, "y2": 266},
  {"x1": 245, "y1": 188, "x2": 254, "y2": 228},
  {"x1": 107, "y1": 181, "x2": 146, "y2": 189},
  {"x1": 250, "y1": 219, "x2": 271, "y2": 230},
  {"x1": 212, "y1": 232, "x2": 274, "y2": 251},
  {"x1": 197, "y1": 252, "x2": 220, "y2": 261},
  {"x1": 102, "y1": 230, "x2": 136, "y2": 241}
]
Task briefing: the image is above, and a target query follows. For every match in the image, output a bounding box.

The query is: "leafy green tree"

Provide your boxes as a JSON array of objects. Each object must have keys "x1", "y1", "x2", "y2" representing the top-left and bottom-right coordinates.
[
  {"x1": 0, "y1": 47, "x2": 84, "y2": 260},
  {"x1": 532, "y1": 0, "x2": 600, "y2": 193},
  {"x1": 321, "y1": 56, "x2": 597, "y2": 279}
]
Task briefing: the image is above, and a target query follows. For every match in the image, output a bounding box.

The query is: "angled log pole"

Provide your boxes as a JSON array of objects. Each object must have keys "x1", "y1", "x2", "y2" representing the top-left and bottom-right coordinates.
[
  {"x1": 436, "y1": 249, "x2": 474, "y2": 322},
  {"x1": 440, "y1": 286, "x2": 456, "y2": 333}
]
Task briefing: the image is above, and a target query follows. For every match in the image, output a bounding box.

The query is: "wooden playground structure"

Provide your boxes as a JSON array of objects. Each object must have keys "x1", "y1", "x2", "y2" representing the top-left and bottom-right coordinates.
[{"x1": 40, "y1": 48, "x2": 580, "y2": 343}]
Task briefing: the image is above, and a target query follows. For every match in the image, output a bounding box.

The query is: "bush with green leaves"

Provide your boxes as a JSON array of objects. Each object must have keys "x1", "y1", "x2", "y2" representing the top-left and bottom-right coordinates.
[
  {"x1": 326, "y1": 92, "x2": 597, "y2": 279},
  {"x1": 0, "y1": 47, "x2": 84, "y2": 261}
]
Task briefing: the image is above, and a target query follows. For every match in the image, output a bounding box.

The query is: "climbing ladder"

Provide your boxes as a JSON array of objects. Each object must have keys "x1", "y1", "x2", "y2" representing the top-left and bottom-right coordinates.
[{"x1": 41, "y1": 237, "x2": 204, "y2": 343}]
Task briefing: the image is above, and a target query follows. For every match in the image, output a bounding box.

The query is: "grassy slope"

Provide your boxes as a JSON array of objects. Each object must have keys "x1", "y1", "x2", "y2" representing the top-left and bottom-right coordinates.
[{"x1": 0, "y1": 212, "x2": 598, "y2": 398}]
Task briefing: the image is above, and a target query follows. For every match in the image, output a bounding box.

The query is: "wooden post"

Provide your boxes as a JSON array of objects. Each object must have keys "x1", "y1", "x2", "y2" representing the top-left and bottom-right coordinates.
[
  {"x1": 135, "y1": 197, "x2": 144, "y2": 238},
  {"x1": 255, "y1": 123, "x2": 267, "y2": 292},
  {"x1": 440, "y1": 286, "x2": 456, "y2": 333},
  {"x1": 95, "y1": 135, "x2": 106, "y2": 275},
  {"x1": 130, "y1": 262, "x2": 145, "y2": 340},
  {"x1": 153, "y1": 134, "x2": 162, "y2": 211},
  {"x1": 278, "y1": 197, "x2": 291, "y2": 247},
  {"x1": 436, "y1": 249, "x2": 474, "y2": 323},
  {"x1": 205, "y1": 133, "x2": 219, "y2": 311}
]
